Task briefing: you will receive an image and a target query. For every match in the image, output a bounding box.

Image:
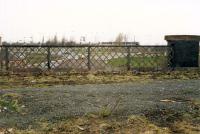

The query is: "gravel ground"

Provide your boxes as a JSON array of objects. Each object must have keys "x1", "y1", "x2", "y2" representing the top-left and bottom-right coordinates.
[{"x1": 0, "y1": 79, "x2": 200, "y2": 129}]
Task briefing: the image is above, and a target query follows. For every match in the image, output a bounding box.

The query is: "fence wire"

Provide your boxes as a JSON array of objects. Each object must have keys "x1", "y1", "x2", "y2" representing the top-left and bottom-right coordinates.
[{"x1": 0, "y1": 45, "x2": 172, "y2": 73}]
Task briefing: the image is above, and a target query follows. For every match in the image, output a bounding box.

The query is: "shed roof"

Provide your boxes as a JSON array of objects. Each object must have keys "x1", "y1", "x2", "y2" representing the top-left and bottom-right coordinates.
[{"x1": 165, "y1": 35, "x2": 200, "y2": 41}]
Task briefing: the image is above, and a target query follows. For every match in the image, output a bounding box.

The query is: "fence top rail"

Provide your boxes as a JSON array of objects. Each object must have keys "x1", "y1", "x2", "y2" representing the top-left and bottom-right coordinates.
[{"x1": 1, "y1": 44, "x2": 169, "y2": 48}]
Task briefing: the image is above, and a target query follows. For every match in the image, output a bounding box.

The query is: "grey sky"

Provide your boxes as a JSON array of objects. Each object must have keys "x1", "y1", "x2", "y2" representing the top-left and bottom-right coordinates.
[{"x1": 0, "y1": 0, "x2": 200, "y2": 44}]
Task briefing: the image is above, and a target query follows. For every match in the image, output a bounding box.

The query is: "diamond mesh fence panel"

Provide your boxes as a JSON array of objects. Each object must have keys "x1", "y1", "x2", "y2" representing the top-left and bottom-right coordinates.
[
  {"x1": 50, "y1": 47, "x2": 88, "y2": 72},
  {"x1": 0, "y1": 45, "x2": 172, "y2": 73},
  {"x1": 129, "y1": 46, "x2": 172, "y2": 71},
  {"x1": 90, "y1": 47, "x2": 128, "y2": 72},
  {"x1": 7, "y1": 47, "x2": 48, "y2": 72}
]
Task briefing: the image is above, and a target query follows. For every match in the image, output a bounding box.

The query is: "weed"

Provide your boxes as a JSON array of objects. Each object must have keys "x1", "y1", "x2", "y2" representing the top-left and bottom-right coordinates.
[
  {"x1": 0, "y1": 93, "x2": 22, "y2": 113},
  {"x1": 99, "y1": 106, "x2": 112, "y2": 117}
]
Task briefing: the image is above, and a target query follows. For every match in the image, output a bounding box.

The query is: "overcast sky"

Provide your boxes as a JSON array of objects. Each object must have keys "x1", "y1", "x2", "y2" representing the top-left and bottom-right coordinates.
[{"x1": 0, "y1": 0, "x2": 200, "y2": 44}]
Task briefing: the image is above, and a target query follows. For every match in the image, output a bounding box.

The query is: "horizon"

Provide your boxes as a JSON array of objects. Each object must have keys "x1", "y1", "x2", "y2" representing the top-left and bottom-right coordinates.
[{"x1": 1, "y1": 0, "x2": 200, "y2": 45}]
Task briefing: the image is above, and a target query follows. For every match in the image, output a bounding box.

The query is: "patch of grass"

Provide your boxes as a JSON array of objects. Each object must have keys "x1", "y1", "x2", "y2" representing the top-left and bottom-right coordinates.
[
  {"x1": 1, "y1": 112, "x2": 199, "y2": 133},
  {"x1": 108, "y1": 56, "x2": 167, "y2": 68},
  {"x1": 0, "y1": 93, "x2": 22, "y2": 113},
  {"x1": 0, "y1": 70, "x2": 199, "y2": 89},
  {"x1": 172, "y1": 121, "x2": 200, "y2": 134},
  {"x1": 4, "y1": 115, "x2": 171, "y2": 134}
]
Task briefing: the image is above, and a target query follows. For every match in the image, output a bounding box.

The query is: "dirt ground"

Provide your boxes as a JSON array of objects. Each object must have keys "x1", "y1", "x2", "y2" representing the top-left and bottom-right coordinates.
[{"x1": 0, "y1": 77, "x2": 199, "y2": 133}]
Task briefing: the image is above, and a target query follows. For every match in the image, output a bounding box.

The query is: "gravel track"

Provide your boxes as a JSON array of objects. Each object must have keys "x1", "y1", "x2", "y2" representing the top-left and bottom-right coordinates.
[{"x1": 0, "y1": 79, "x2": 199, "y2": 128}]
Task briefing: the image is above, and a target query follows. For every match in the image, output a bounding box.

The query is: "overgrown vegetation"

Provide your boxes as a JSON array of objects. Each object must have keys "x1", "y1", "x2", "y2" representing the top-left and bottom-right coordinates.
[
  {"x1": 0, "y1": 70, "x2": 199, "y2": 89},
  {"x1": 12, "y1": 115, "x2": 171, "y2": 134},
  {"x1": 1, "y1": 107, "x2": 199, "y2": 134}
]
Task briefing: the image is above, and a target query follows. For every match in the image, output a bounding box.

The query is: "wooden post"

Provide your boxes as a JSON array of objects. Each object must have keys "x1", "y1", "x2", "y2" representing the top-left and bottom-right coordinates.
[
  {"x1": 127, "y1": 46, "x2": 131, "y2": 71},
  {"x1": 47, "y1": 46, "x2": 51, "y2": 70},
  {"x1": 87, "y1": 46, "x2": 91, "y2": 70}
]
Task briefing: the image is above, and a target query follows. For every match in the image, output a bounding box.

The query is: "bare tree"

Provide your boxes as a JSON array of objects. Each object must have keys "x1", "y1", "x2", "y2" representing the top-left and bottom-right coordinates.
[
  {"x1": 115, "y1": 33, "x2": 128, "y2": 45},
  {"x1": 61, "y1": 37, "x2": 67, "y2": 45},
  {"x1": 53, "y1": 35, "x2": 58, "y2": 44}
]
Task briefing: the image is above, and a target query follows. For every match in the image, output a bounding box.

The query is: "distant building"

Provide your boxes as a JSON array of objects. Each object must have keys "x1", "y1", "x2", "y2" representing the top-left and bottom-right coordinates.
[{"x1": 101, "y1": 42, "x2": 140, "y2": 46}]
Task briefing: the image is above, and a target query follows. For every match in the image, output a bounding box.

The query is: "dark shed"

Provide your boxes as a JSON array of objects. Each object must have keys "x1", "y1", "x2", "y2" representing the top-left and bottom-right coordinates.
[{"x1": 165, "y1": 35, "x2": 200, "y2": 68}]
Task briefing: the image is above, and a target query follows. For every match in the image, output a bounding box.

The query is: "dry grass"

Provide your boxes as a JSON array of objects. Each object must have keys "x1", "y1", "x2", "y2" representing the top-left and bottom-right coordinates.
[
  {"x1": 0, "y1": 70, "x2": 199, "y2": 89},
  {"x1": 2, "y1": 115, "x2": 171, "y2": 134},
  {"x1": 171, "y1": 121, "x2": 200, "y2": 134},
  {"x1": 1, "y1": 117, "x2": 200, "y2": 134}
]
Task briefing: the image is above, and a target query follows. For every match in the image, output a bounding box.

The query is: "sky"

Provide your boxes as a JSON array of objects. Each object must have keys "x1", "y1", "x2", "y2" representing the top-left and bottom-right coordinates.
[{"x1": 0, "y1": 0, "x2": 200, "y2": 44}]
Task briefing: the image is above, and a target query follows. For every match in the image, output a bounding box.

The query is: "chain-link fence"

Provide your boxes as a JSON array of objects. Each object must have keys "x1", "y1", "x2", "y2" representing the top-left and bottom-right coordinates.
[{"x1": 0, "y1": 45, "x2": 172, "y2": 73}]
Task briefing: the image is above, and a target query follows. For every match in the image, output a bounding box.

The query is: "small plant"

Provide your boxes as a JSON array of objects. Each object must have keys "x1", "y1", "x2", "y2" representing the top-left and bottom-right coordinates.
[
  {"x1": 0, "y1": 93, "x2": 22, "y2": 113},
  {"x1": 99, "y1": 96, "x2": 122, "y2": 118},
  {"x1": 99, "y1": 106, "x2": 112, "y2": 118}
]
